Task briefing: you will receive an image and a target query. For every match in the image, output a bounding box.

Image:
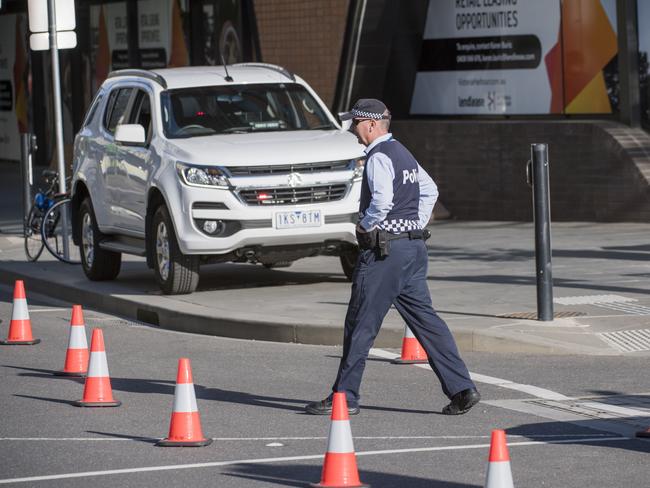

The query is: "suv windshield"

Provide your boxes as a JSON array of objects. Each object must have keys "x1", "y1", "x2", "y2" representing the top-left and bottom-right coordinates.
[{"x1": 160, "y1": 83, "x2": 335, "y2": 138}]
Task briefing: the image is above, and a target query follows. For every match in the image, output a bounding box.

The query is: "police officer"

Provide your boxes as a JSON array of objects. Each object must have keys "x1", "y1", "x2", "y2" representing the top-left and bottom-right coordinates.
[{"x1": 305, "y1": 99, "x2": 480, "y2": 416}]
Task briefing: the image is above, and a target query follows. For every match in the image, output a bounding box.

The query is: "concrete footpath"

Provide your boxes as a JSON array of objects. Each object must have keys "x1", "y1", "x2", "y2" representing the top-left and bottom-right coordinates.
[{"x1": 1, "y1": 219, "x2": 649, "y2": 355}]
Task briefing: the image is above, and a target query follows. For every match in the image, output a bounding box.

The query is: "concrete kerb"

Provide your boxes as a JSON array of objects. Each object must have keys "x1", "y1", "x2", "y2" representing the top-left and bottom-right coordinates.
[{"x1": 0, "y1": 265, "x2": 591, "y2": 354}]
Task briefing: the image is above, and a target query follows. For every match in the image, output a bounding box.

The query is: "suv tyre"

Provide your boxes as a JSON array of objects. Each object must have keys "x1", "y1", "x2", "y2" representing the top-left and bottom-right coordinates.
[
  {"x1": 339, "y1": 246, "x2": 359, "y2": 281},
  {"x1": 79, "y1": 198, "x2": 122, "y2": 280},
  {"x1": 152, "y1": 205, "x2": 199, "y2": 295}
]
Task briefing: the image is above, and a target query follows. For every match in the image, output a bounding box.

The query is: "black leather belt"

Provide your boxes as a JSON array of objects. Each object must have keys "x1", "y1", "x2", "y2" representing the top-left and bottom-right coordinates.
[{"x1": 386, "y1": 230, "x2": 427, "y2": 241}]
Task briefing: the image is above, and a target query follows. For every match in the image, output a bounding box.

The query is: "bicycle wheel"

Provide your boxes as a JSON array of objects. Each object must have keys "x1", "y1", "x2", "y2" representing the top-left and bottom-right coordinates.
[
  {"x1": 41, "y1": 198, "x2": 82, "y2": 264},
  {"x1": 24, "y1": 205, "x2": 45, "y2": 262}
]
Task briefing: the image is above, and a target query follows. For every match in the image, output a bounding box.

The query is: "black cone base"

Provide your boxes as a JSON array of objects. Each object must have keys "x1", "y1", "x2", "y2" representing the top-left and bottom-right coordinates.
[
  {"x1": 73, "y1": 400, "x2": 122, "y2": 407},
  {"x1": 156, "y1": 438, "x2": 213, "y2": 447},
  {"x1": 0, "y1": 338, "x2": 41, "y2": 345}
]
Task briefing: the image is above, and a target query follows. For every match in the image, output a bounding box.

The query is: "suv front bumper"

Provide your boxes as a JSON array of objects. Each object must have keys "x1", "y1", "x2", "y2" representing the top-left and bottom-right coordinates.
[{"x1": 172, "y1": 182, "x2": 360, "y2": 255}]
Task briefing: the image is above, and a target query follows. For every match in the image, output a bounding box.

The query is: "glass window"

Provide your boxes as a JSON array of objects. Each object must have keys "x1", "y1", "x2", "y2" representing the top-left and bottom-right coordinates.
[
  {"x1": 129, "y1": 90, "x2": 153, "y2": 140},
  {"x1": 83, "y1": 92, "x2": 104, "y2": 128},
  {"x1": 160, "y1": 83, "x2": 335, "y2": 138},
  {"x1": 104, "y1": 88, "x2": 133, "y2": 134},
  {"x1": 638, "y1": 0, "x2": 650, "y2": 127}
]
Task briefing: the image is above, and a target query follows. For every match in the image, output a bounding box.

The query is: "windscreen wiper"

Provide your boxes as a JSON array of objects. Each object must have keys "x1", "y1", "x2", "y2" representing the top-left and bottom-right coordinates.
[{"x1": 222, "y1": 126, "x2": 254, "y2": 133}]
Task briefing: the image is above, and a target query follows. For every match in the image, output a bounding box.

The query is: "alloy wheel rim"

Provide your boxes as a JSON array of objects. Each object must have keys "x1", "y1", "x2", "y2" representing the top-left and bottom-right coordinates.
[
  {"x1": 156, "y1": 221, "x2": 170, "y2": 281},
  {"x1": 81, "y1": 213, "x2": 94, "y2": 267}
]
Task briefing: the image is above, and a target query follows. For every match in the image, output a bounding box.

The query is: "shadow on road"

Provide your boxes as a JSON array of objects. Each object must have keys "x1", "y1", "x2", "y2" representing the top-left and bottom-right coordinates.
[
  {"x1": 507, "y1": 422, "x2": 650, "y2": 454},
  {"x1": 223, "y1": 463, "x2": 480, "y2": 487}
]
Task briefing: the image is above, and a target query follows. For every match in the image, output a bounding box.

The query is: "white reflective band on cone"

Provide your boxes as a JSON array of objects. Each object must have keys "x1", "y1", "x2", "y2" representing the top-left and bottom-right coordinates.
[
  {"x1": 485, "y1": 461, "x2": 514, "y2": 488},
  {"x1": 404, "y1": 325, "x2": 416, "y2": 339},
  {"x1": 68, "y1": 326, "x2": 88, "y2": 349},
  {"x1": 326, "y1": 420, "x2": 355, "y2": 453},
  {"x1": 86, "y1": 352, "x2": 109, "y2": 377},
  {"x1": 11, "y1": 299, "x2": 29, "y2": 320},
  {"x1": 172, "y1": 383, "x2": 199, "y2": 413}
]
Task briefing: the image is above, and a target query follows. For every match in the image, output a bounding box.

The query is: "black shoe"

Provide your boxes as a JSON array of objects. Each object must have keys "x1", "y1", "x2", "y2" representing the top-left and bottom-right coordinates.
[
  {"x1": 442, "y1": 388, "x2": 481, "y2": 415},
  {"x1": 305, "y1": 397, "x2": 360, "y2": 416}
]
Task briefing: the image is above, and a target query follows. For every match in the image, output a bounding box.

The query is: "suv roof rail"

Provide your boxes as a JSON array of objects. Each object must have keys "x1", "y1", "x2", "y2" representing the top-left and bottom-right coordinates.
[
  {"x1": 232, "y1": 63, "x2": 296, "y2": 82},
  {"x1": 107, "y1": 69, "x2": 168, "y2": 88}
]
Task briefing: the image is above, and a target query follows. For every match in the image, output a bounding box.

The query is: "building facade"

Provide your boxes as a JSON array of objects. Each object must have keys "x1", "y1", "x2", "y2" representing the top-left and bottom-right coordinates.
[{"x1": 1, "y1": 0, "x2": 649, "y2": 220}]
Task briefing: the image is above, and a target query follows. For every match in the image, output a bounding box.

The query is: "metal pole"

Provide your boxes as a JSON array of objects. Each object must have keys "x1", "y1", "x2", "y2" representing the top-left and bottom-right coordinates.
[
  {"x1": 47, "y1": 0, "x2": 70, "y2": 259},
  {"x1": 20, "y1": 134, "x2": 32, "y2": 231},
  {"x1": 530, "y1": 143, "x2": 553, "y2": 321}
]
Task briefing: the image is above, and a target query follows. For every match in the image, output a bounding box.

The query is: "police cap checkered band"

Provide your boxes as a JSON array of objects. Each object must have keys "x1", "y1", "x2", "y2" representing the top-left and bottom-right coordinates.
[{"x1": 340, "y1": 98, "x2": 390, "y2": 121}]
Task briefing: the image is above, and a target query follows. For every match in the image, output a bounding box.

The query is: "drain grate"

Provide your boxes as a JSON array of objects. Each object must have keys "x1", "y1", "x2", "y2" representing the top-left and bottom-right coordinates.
[
  {"x1": 498, "y1": 311, "x2": 586, "y2": 320},
  {"x1": 527, "y1": 395, "x2": 650, "y2": 429},
  {"x1": 597, "y1": 329, "x2": 650, "y2": 353}
]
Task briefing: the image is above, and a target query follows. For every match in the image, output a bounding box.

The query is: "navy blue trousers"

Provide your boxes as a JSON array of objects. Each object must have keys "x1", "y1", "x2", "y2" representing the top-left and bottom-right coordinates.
[{"x1": 332, "y1": 238, "x2": 476, "y2": 407}]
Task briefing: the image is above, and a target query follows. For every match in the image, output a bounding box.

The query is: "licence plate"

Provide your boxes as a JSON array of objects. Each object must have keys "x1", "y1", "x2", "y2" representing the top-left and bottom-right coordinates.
[{"x1": 275, "y1": 210, "x2": 322, "y2": 229}]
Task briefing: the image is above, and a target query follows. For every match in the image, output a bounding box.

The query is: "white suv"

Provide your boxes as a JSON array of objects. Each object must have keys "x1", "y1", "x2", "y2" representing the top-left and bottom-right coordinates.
[{"x1": 71, "y1": 65, "x2": 364, "y2": 294}]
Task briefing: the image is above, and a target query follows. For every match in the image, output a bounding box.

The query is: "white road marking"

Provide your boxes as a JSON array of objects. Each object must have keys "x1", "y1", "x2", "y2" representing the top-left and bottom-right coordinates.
[
  {"x1": 0, "y1": 434, "x2": 611, "y2": 442},
  {"x1": 370, "y1": 348, "x2": 570, "y2": 400},
  {"x1": 0, "y1": 436, "x2": 628, "y2": 484}
]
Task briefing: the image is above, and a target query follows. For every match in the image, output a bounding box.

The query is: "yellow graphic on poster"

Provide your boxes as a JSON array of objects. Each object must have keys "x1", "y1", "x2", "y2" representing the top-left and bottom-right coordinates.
[{"x1": 562, "y1": 0, "x2": 618, "y2": 114}]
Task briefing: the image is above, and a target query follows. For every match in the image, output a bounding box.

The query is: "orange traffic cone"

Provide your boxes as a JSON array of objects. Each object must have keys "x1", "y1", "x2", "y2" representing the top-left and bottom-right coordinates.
[
  {"x1": 73, "y1": 329, "x2": 121, "y2": 407},
  {"x1": 484, "y1": 430, "x2": 514, "y2": 488},
  {"x1": 636, "y1": 426, "x2": 650, "y2": 438},
  {"x1": 55, "y1": 305, "x2": 89, "y2": 376},
  {"x1": 157, "y1": 358, "x2": 212, "y2": 447},
  {"x1": 0, "y1": 280, "x2": 40, "y2": 345},
  {"x1": 311, "y1": 392, "x2": 368, "y2": 488},
  {"x1": 392, "y1": 325, "x2": 428, "y2": 364}
]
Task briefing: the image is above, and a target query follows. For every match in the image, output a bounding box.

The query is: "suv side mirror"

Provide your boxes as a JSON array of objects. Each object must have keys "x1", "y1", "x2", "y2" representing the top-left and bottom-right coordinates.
[{"x1": 115, "y1": 124, "x2": 146, "y2": 146}]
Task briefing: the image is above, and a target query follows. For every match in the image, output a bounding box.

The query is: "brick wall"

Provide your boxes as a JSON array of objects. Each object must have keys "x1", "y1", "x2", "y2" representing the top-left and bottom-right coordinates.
[
  {"x1": 391, "y1": 120, "x2": 650, "y2": 222},
  {"x1": 254, "y1": 0, "x2": 349, "y2": 108}
]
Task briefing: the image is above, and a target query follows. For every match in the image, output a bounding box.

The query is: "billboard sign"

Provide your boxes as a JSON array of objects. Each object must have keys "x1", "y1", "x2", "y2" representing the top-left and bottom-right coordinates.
[{"x1": 411, "y1": 0, "x2": 562, "y2": 115}]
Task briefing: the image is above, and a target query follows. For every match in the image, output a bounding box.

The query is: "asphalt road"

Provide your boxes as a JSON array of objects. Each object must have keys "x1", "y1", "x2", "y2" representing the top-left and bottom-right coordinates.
[{"x1": 0, "y1": 285, "x2": 648, "y2": 487}]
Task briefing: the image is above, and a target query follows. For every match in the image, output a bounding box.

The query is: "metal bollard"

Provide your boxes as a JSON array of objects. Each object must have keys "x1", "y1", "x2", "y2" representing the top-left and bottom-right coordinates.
[{"x1": 527, "y1": 144, "x2": 554, "y2": 321}]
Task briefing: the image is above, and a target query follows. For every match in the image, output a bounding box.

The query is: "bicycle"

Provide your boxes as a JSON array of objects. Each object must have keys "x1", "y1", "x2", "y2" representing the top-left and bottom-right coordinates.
[
  {"x1": 24, "y1": 169, "x2": 81, "y2": 264},
  {"x1": 24, "y1": 169, "x2": 58, "y2": 261}
]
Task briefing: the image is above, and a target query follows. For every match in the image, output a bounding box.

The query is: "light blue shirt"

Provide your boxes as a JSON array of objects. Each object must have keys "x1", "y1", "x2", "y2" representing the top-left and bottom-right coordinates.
[{"x1": 360, "y1": 133, "x2": 439, "y2": 230}]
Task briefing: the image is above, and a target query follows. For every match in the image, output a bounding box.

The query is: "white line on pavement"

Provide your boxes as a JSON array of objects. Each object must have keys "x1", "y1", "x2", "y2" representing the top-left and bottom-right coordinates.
[
  {"x1": 370, "y1": 348, "x2": 570, "y2": 400},
  {"x1": 0, "y1": 436, "x2": 628, "y2": 484},
  {"x1": 0, "y1": 434, "x2": 612, "y2": 442}
]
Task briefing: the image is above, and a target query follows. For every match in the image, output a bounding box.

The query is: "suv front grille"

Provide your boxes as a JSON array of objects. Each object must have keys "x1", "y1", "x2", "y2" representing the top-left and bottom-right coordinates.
[
  {"x1": 227, "y1": 160, "x2": 350, "y2": 176},
  {"x1": 238, "y1": 184, "x2": 348, "y2": 205}
]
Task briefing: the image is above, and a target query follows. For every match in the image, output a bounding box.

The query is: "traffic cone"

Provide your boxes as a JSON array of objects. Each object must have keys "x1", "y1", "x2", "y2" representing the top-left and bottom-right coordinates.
[
  {"x1": 484, "y1": 429, "x2": 514, "y2": 488},
  {"x1": 0, "y1": 280, "x2": 40, "y2": 345},
  {"x1": 391, "y1": 325, "x2": 428, "y2": 364},
  {"x1": 311, "y1": 392, "x2": 368, "y2": 488},
  {"x1": 636, "y1": 426, "x2": 650, "y2": 438},
  {"x1": 73, "y1": 328, "x2": 121, "y2": 407},
  {"x1": 156, "y1": 358, "x2": 212, "y2": 447},
  {"x1": 55, "y1": 305, "x2": 89, "y2": 376}
]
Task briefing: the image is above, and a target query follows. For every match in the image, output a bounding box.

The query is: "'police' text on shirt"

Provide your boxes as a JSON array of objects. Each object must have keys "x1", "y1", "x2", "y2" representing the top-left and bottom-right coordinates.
[{"x1": 403, "y1": 169, "x2": 417, "y2": 184}]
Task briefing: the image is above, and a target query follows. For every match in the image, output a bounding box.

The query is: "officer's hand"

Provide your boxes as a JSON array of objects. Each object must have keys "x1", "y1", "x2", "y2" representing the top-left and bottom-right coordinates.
[{"x1": 356, "y1": 223, "x2": 373, "y2": 234}]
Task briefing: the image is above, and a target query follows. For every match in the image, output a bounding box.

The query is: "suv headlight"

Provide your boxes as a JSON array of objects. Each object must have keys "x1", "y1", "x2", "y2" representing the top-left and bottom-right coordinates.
[
  {"x1": 176, "y1": 162, "x2": 229, "y2": 188},
  {"x1": 348, "y1": 157, "x2": 366, "y2": 181}
]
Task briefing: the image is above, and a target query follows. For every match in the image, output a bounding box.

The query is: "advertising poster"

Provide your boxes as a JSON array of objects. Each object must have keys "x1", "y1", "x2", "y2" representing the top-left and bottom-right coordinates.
[
  {"x1": 0, "y1": 14, "x2": 24, "y2": 162},
  {"x1": 411, "y1": 0, "x2": 618, "y2": 116},
  {"x1": 90, "y1": 0, "x2": 188, "y2": 89}
]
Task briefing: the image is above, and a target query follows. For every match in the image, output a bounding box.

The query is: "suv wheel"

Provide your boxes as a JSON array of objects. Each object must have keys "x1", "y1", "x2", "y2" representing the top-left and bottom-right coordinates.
[
  {"x1": 79, "y1": 198, "x2": 121, "y2": 280},
  {"x1": 152, "y1": 205, "x2": 199, "y2": 294},
  {"x1": 340, "y1": 246, "x2": 359, "y2": 281}
]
